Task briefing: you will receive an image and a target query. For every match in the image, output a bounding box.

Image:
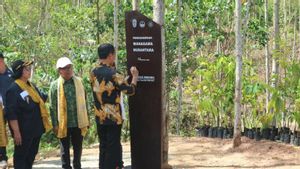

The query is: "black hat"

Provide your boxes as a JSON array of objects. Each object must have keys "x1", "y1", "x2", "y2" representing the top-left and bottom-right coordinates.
[
  {"x1": 0, "y1": 52, "x2": 4, "y2": 58},
  {"x1": 11, "y1": 60, "x2": 33, "y2": 79}
]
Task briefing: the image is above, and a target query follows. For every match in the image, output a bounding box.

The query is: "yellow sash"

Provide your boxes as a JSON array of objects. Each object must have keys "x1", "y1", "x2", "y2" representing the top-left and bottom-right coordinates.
[
  {"x1": 57, "y1": 76, "x2": 89, "y2": 138},
  {"x1": 15, "y1": 79, "x2": 52, "y2": 132},
  {"x1": 0, "y1": 105, "x2": 8, "y2": 147}
]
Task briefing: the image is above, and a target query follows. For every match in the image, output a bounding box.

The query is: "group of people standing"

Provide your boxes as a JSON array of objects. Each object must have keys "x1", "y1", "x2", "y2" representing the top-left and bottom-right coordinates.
[{"x1": 0, "y1": 43, "x2": 139, "y2": 169}]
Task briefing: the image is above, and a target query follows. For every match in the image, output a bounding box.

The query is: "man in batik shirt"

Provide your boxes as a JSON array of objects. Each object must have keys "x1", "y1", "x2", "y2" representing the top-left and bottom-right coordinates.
[{"x1": 90, "y1": 43, "x2": 138, "y2": 169}]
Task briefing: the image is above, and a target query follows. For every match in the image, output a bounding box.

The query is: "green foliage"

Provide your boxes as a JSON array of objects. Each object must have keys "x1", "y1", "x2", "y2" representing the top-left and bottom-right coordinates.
[
  {"x1": 259, "y1": 114, "x2": 274, "y2": 129},
  {"x1": 292, "y1": 112, "x2": 300, "y2": 129},
  {"x1": 184, "y1": 55, "x2": 235, "y2": 127},
  {"x1": 176, "y1": 105, "x2": 200, "y2": 137},
  {"x1": 246, "y1": 18, "x2": 269, "y2": 47}
]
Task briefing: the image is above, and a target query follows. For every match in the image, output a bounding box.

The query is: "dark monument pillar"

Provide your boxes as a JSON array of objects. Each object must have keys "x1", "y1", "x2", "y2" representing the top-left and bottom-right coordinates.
[{"x1": 125, "y1": 11, "x2": 163, "y2": 169}]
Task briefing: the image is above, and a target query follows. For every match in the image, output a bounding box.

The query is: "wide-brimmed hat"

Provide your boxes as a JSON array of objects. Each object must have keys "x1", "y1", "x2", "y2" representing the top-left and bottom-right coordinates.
[
  {"x1": 11, "y1": 60, "x2": 33, "y2": 79},
  {"x1": 11, "y1": 60, "x2": 33, "y2": 73}
]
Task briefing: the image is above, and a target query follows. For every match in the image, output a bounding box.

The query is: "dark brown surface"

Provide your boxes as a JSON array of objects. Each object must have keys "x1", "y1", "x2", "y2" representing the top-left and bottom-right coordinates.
[{"x1": 125, "y1": 11, "x2": 162, "y2": 169}]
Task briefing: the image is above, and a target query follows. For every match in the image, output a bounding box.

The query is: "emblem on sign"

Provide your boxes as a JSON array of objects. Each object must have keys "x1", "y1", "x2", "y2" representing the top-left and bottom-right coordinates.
[
  {"x1": 148, "y1": 21, "x2": 154, "y2": 28},
  {"x1": 139, "y1": 21, "x2": 146, "y2": 28},
  {"x1": 132, "y1": 19, "x2": 137, "y2": 28}
]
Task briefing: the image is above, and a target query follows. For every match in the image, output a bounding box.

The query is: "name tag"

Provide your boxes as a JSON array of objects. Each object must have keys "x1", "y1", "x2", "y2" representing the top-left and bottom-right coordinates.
[{"x1": 20, "y1": 91, "x2": 29, "y2": 101}]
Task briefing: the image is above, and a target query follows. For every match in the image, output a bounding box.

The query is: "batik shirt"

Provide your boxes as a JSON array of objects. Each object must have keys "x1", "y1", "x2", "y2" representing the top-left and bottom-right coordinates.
[{"x1": 90, "y1": 63, "x2": 136, "y2": 125}]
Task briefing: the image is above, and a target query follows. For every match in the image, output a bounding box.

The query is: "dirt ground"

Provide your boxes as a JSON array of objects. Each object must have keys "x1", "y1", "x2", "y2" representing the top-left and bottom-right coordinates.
[
  {"x1": 11, "y1": 136, "x2": 300, "y2": 169},
  {"x1": 168, "y1": 136, "x2": 300, "y2": 169}
]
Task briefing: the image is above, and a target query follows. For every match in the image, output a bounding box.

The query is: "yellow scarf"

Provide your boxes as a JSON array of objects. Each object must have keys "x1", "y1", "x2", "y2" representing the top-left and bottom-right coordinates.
[
  {"x1": 57, "y1": 76, "x2": 89, "y2": 138},
  {"x1": 0, "y1": 105, "x2": 8, "y2": 147},
  {"x1": 15, "y1": 79, "x2": 52, "y2": 132}
]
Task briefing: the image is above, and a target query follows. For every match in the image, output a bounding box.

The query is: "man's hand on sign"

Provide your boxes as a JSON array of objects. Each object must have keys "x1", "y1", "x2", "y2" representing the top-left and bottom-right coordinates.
[
  {"x1": 130, "y1": 66, "x2": 139, "y2": 85},
  {"x1": 130, "y1": 66, "x2": 139, "y2": 78}
]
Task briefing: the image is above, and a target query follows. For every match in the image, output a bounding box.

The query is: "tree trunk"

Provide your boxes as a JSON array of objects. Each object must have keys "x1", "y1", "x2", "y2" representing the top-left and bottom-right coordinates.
[
  {"x1": 243, "y1": 0, "x2": 251, "y2": 59},
  {"x1": 265, "y1": 0, "x2": 270, "y2": 114},
  {"x1": 272, "y1": 0, "x2": 280, "y2": 84},
  {"x1": 177, "y1": 0, "x2": 183, "y2": 136},
  {"x1": 299, "y1": 0, "x2": 300, "y2": 60},
  {"x1": 113, "y1": 0, "x2": 118, "y2": 67},
  {"x1": 96, "y1": 0, "x2": 100, "y2": 44},
  {"x1": 216, "y1": 14, "x2": 221, "y2": 54},
  {"x1": 271, "y1": 0, "x2": 280, "y2": 126},
  {"x1": 33, "y1": 0, "x2": 48, "y2": 81},
  {"x1": 292, "y1": 20, "x2": 296, "y2": 59},
  {"x1": 288, "y1": 0, "x2": 291, "y2": 16},
  {"x1": 280, "y1": 0, "x2": 287, "y2": 127},
  {"x1": 283, "y1": 0, "x2": 287, "y2": 40},
  {"x1": 133, "y1": 0, "x2": 139, "y2": 11},
  {"x1": 281, "y1": 0, "x2": 287, "y2": 125},
  {"x1": 37, "y1": 0, "x2": 48, "y2": 34},
  {"x1": 153, "y1": 1, "x2": 171, "y2": 168},
  {"x1": 233, "y1": 0, "x2": 243, "y2": 148},
  {"x1": 0, "y1": 0, "x2": 4, "y2": 26}
]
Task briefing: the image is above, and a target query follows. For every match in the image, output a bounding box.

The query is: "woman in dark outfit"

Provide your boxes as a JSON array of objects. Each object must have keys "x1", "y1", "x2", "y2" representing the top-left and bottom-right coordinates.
[{"x1": 5, "y1": 60, "x2": 52, "y2": 169}]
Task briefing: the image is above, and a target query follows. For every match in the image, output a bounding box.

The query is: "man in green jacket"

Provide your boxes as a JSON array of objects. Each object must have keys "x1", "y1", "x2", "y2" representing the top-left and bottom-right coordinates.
[{"x1": 49, "y1": 57, "x2": 89, "y2": 169}]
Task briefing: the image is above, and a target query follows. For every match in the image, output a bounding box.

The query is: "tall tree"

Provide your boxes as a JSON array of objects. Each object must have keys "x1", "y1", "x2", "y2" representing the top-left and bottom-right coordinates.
[
  {"x1": 283, "y1": 0, "x2": 287, "y2": 40},
  {"x1": 265, "y1": 0, "x2": 270, "y2": 114},
  {"x1": 233, "y1": 0, "x2": 243, "y2": 148},
  {"x1": 114, "y1": 0, "x2": 118, "y2": 66},
  {"x1": 133, "y1": 0, "x2": 139, "y2": 11},
  {"x1": 216, "y1": 14, "x2": 221, "y2": 54},
  {"x1": 271, "y1": 0, "x2": 280, "y2": 126},
  {"x1": 243, "y1": 0, "x2": 251, "y2": 58},
  {"x1": 299, "y1": 0, "x2": 300, "y2": 59},
  {"x1": 177, "y1": 0, "x2": 183, "y2": 135},
  {"x1": 292, "y1": 19, "x2": 296, "y2": 59},
  {"x1": 272, "y1": 0, "x2": 280, "y2": 84},
  {"x1": 0, "y1": 0, "x2": 4, "y2": 38},
  {"x1": 153, "y1": 1, "x2": 171, "y2": 168},
  {"x1": 96, "y1": 0, "x2": 100, "y2": 44},
  {"x1": 37, "y1": 0, "x2": 48, "y2": 34}
]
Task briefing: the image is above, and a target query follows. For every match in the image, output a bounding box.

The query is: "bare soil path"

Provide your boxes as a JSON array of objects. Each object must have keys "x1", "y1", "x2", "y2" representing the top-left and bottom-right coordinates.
[{"x1": 27, "y1": 136, "x2": 300, "y2": 169}]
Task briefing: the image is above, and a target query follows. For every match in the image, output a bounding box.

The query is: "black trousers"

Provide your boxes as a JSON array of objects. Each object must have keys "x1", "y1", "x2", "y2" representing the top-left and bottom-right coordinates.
[
  {"x1": 59, "y1": 127, "x2": 83, "y2": 169},
  {"x1": 13, "y1": 136, "x2": 41, "y2": 169},
  {"x1": 0, "y1": 147, "x2": 7, "y2": 161},
  {"x1": 97, "y1": 124, "x2": 123, "y2": 169}
]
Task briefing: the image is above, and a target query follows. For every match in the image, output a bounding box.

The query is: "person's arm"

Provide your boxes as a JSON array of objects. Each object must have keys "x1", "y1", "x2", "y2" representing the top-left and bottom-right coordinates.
[
  {"x1": 9, "y1": 120, "x2": 22, "y2": 145},
  {"x1": 5, "y1": 87, "x2": 22, "y2": 145},
  {"x1": 49, "y1": 82, "x2": 58, "y2": 135},
  {"x1": 114, "y1": 66, "x2": 139, "y2": 96}
]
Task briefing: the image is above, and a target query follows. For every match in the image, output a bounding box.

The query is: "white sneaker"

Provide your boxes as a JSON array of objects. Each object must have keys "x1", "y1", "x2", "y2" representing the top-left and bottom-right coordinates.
[{"x1": 0, "y1": 160, "x2": 7, "y2": 169}]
